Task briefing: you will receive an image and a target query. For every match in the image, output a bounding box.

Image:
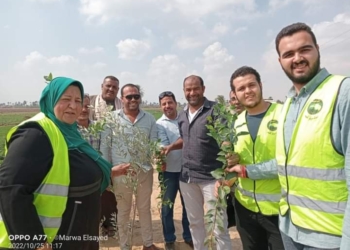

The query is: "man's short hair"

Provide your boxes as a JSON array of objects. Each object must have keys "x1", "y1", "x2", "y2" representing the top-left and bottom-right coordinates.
[
  {"x1": 275, "y1": 22, "x2": 318, "y2": 55},
  {"x1": 120, "y1": 83, "x2": 140, "y2": 97},
  {"x1": 83, "y1": 93, "x2": 90, "y2": 100},
  {"x1": 103, "y1": 75, "x2": 119, "y2": 82},
  {"x1": 159, "y1": 91, "x2": 177, "y2": 103},
  {"x1": 183, "y1": 75, "x2": 204, "y2": 87},
  {"x1": 230, "y1": 66, "x2": 261, "y2": 91}
]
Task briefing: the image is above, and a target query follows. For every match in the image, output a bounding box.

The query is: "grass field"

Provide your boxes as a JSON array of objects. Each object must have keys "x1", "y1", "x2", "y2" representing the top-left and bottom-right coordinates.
[{"x1": 0, "y1": 108, "x2": 163, "y2": 163}]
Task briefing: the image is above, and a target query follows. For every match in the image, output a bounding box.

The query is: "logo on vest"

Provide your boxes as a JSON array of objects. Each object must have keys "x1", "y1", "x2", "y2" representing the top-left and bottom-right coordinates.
[
  {"x1": 307, "y1": 99, "x2": 323, "y2": 116},
  {"x1": 267, "y1": 120, "x2": 278, "y2": 132}
]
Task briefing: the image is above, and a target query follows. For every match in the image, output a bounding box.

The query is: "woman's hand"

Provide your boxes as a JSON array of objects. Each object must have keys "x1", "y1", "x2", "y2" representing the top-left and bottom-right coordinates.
[{"x1": 111, "y1": 163, "x2": 131, "y2": 177}]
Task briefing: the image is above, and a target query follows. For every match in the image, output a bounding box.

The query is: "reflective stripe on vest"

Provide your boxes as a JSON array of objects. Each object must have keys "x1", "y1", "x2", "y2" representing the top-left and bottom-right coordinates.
[
  {"x1": 236, "y1": 185, "x2": 280, "y2": 202},
  {"x1": 276, "y1": 75, "x2": 347, "y2": 236},
  {"x1": 0, "y1": 113, "x2": 70, "y2": 247},
  {"x1": 234, "y1": 103, "x2": 282, "y2": 215}
]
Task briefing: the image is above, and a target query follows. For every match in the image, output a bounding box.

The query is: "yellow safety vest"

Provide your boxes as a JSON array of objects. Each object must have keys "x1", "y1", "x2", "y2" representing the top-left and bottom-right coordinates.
[
  {"x1": 234, "y1": 103, "x2": 282, "y2": 215},
  {"x1": 0, "y1": 113, "x2": 70, "y2": 247},
  {"x1": 276, "y1": 75, "x2": 348, "y2": 236}
]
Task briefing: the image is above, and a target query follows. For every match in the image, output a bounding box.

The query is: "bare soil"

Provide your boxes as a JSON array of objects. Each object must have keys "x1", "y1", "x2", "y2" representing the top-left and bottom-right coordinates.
[{"x1": 99, "y1": 171, "x2": 242, "y2": 250}]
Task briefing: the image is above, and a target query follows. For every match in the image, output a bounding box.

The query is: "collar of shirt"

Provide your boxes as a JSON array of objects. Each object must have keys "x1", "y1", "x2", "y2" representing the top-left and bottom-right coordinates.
[
  {"x1": 159, "y1": 112, "x2": 179, "y2": 121},
  {"x1": 116, "y1": 108, "x2": 145, "y2": 123},
  {"x1": 183, "y1": 97, "x2": 211, "y2": 112},
  {"x1": 287, "y1": 68, "x2": 331, "y2": 99}
]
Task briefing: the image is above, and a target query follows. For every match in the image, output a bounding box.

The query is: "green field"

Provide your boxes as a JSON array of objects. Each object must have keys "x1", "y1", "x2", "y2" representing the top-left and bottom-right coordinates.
[{"x1": 0, "y1": 109, "x2": 163, "y2": 163}]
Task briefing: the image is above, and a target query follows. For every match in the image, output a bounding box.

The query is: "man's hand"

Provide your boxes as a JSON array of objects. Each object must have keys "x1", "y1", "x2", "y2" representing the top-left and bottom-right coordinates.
[
  {"x1": 111, "y1": 163, "x2": 131, "y2": 177},
  {"x1": 226, "y1": 153, "x2": 240, "y2": 167},
  {"x1": 214, "y1": 180, "x2": 231, "y2": 197},
  {"x1": 161, "y1": 145, "x2": 172, "y2": 156},
  {"x1": 226, "y1": 164, "x2": 247, "y2": 178}
]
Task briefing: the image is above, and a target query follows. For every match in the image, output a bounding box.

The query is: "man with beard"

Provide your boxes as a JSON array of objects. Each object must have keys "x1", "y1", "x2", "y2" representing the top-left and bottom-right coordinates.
[
  {"x1": 100, "y1": 84, "x2": 159, "y2": 250},
  {"x1": 177, "y1": 75, "x2": 232, "y2": 250},
  {"x1": 225, "y1": 66, "x2": 284, "y2": 250},
  {"x1": 89, "y1": 75, "x2": 122, "y2": 237},
  {"x1": 275, "y1": 22, "x2": 350, "y2": 249},
  {"x1": 156, "y1": 91, "x2": 193, "y2": 250},
  {"x1": 89, "y1": 75, "x2": 123, "y2": 121}
]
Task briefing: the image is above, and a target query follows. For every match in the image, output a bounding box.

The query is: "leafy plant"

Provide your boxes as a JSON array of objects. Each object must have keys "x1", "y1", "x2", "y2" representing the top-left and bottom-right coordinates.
[
  {"x1": 153, "y1": 146, "x2": 173, "y2": 211},
  {"x1": 85, "y1": 109, "x2": 171, "y2": 249},
  {"x1": 204, "y1": 96, "x2": 247, "y2": 249},
  {"x1": 43, "y1": 73, "x2": 53, "y2": 84}
]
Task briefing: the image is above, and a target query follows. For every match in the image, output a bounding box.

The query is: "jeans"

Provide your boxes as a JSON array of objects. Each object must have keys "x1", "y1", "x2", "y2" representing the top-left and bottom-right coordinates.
[
  {"x1": 281, "y1": 232, "x2": 340, "y2": 250},
  {"x1": 234, "y1": 197, "x2": 284, "y2": 250},
  {"x1": 160, "y1": 172, "x2": 192, "y2": 243}
]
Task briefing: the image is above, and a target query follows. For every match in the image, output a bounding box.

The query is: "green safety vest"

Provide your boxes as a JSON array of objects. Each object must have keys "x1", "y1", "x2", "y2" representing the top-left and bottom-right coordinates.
[
  {"x1": 276, "y1": 75, "x2": 348, "y2": 236},
  {"x1": 234, "y1": 103, "x2": 282, "y2": 215},
  {"x1": 0, "y1": 113, "x2": 70, "y2": 247}
]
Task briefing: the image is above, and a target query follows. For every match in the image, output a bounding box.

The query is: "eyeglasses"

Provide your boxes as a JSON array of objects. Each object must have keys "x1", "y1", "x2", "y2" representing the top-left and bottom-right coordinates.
[
  {"x1": 125, "y1": 94, "x2": 141, "y2": 100},
  {"x1": 159, "y1": 91, "x2": 175, "y2": 100}
]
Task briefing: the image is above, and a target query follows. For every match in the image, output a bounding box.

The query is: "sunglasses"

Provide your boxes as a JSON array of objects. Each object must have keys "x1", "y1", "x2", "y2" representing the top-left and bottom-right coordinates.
[
  {"x1": 125, "y1": 94, "x2": 141, "y2": 100},
  {"x1": 159, "y1": 91, "x2": 175, "y2": 100}
]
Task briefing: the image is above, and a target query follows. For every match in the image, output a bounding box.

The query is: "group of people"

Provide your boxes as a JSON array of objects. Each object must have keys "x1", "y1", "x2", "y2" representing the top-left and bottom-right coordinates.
[{"x1": 0, "y1": 21, "x2": 348, "y2": 250}]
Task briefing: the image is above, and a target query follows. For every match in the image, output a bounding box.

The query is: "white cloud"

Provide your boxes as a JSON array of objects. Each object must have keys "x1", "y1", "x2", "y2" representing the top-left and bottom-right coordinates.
[
  {"x1": 176, "y1": 37, "x2": 203, "y2": 50},
  {"x1": 116, "y1": 39, "x2": 151, "y2": 60},
  {"x1": 233, "y1": 26, "x2": 247, "y2": 35},
  {"x1": 165, "y1": 0, "x2": 257, "y2": 17},
  {"x1": 203, "y1": 42, "x2": 234, "y2": 75},
  {"x1": 314, "y1": 13, "x2": 350, "y2": 73},
  {"x1": 148, "y1": 54, "x2": 186, "y2": 77},
  {"x1": 212, "y1": 23, "x2": 229, "y2": 35},
  {"x1": 79, "y1": 0, "x2": 258, "y2": 23},
  {"x1": 3, "y1": 25, "x2": 10, "y2": 29},
  {"x1": 268, "y1": 0, "x2": 333, "y2": 12},
  {"x1": 47, "y1": 55, "x2": 77, "y2": 64},
  {"x1": 28, "y1": 0, "x2": 62, "y2": 3},
  {"x1": 78, "y1": 46, "x2": 104, "y2": 54},
  {"x1": 15, "y1": 51, "x2": 77, "y2": 69}
]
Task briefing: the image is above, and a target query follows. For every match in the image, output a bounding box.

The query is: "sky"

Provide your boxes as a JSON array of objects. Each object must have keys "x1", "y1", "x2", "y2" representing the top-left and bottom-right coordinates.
[{"x1": 0, "y1": 0, "x2": 350, "y2": 104}]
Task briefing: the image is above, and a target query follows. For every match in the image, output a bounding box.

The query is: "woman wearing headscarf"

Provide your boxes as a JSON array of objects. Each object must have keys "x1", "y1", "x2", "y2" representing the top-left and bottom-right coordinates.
[{"x1": 0, "y1": 77, "x2": 129, "y2": 250}]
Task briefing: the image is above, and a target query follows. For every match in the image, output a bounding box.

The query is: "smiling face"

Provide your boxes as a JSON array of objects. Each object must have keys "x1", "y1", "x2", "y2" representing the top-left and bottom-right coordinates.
[
  {"x1": 232, "y1": 74, "x2": 262, "y2": 109},
  {"x1": 278, "y1": 30, "x2": 320, "y2": 85},
  {"x1": 183, "y1": 77, "x2": 205, "y2": 109},
  {"x1": 101, "y1": 78, "x2": 119, "y2": 102},
  {"x1": 160, "y1": 96, "x2": 177, "y2": 119},
  {"x1": 121, "y1": 86, "x2": 141, "y2": 112},
  {"x1": 54, "y1": 85, "x2": 82, "y2": 124}
]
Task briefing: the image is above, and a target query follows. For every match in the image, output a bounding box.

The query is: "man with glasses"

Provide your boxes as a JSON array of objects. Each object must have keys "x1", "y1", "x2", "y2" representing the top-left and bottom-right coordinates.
[
  {"x1": 100, "y1": 84, "x2": 158, "y2": 250},
  {"x1": 89, "y1": 75, "x2": 123, "y2": 121},
  {"x1": 156, "y1": 91, "x2": 193, "y2": 250}
]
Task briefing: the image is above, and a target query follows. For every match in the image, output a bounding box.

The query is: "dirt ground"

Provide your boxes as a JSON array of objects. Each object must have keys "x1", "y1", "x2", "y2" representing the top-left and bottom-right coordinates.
[{"x1": 99, "y1": 171, "x2": 243, "y2": 250}]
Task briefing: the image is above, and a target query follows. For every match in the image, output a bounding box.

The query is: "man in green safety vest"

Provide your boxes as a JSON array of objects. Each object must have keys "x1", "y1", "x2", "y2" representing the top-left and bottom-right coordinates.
[
  {"x1": 275, "y1": 22, "x2": 350, "y2": 250},
  {"x1": 226, "y1": 66, "x2": 284, "y2": 250}
]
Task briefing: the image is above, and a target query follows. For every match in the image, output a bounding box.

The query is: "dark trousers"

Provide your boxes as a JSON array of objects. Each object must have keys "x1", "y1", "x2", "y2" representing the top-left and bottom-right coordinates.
[
  {"x1": 160, "y1": 172, "x2": 192, "y2": 243},
  {"x1": 234, "y1": 197, "x2": 284, "y2": 250},
  {"x1": 100, "y1": 190, "x2": 117, "y2": 228}
]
